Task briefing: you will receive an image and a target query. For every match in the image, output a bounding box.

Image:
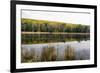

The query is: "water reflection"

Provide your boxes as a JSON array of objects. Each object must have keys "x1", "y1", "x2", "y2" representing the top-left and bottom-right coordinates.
[
  {"x1": 21, "y1": 40, "x2": 90, "y2": 63},
  {"x1": 21, "y1": 34, "x2": 90, "y2": 44}
]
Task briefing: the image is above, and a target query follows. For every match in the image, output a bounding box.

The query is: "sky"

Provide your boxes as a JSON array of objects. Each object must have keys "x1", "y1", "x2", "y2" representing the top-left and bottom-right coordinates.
[{"x1": 22, "y1": 10, "x2": 90, "y2": 25}]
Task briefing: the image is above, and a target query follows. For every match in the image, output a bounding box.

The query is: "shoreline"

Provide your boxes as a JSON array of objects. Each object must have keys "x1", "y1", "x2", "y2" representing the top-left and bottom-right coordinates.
[{"x1": 21, "y1": 32, "x2": 90, "y2": 35}]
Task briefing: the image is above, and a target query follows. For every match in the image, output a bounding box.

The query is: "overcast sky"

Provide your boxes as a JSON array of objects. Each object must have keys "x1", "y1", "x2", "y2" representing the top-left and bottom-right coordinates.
[{"x1": 22, "y1": 10, "x2": 90, "y2": 25}]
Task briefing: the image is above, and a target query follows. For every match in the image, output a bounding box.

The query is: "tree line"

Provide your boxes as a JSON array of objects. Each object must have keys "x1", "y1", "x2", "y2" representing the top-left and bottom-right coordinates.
[{"x1": 21, "y1": 18, "x2": 90, "y2": 33}]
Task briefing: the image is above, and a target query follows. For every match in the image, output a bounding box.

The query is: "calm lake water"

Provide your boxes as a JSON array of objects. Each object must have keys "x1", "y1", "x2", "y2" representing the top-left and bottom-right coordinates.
[
  {"x1": 21, "y1": 34, "x2": 90, "y2": 44},
  {"x1": 21, "y1": 34, "x2": 90, "y2": 62}
]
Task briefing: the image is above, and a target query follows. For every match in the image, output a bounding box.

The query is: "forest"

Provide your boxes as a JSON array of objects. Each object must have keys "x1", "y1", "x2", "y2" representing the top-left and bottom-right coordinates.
[{"x1": 21, "y1": 18, "x2": 90, "y2": 33}]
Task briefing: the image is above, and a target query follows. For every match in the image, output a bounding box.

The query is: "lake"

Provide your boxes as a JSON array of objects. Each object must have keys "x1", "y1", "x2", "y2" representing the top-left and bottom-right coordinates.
[
  {"x1": 21, "y1": 34, "x2": 90, "y2": 44},
  {"x1": 21, "y1": 34, "x2": 90, "y2": 62}
]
